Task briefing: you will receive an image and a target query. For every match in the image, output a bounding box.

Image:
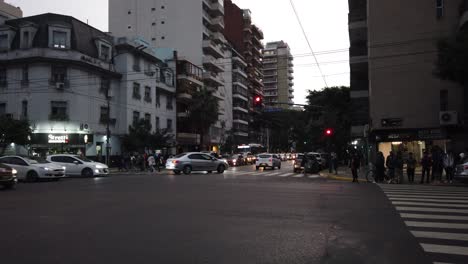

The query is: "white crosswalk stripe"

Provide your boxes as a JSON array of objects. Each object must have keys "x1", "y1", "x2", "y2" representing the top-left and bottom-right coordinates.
[{"x1": 380, "y1": 184, "x2": 468, "y2": 264}]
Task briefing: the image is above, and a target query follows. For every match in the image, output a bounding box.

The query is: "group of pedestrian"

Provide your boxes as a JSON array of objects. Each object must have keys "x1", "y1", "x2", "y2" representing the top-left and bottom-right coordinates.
[
  {"x1": 118, "y1": 151, "x2": 168, "y2": 173},
  {"x1": 373, "y1": 147, "x2": 462, "y2": 184}
]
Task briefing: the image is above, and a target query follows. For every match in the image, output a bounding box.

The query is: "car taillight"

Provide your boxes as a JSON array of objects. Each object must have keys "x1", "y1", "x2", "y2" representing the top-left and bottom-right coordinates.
[
  {"x1": 269, "y1": 159, "x2": 272, "y2": 162},
  {"x1": 172, "y1": 160, "x2": 179, "y2": 164},
  {"x1": 464, "y1": 165, "x2": 468, "y2": 170}
]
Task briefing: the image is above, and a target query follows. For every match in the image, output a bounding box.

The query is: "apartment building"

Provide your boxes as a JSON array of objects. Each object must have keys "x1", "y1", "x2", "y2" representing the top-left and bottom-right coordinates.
[
  {"x1": 0, "y1": 0, "x2": 22, "y2": 24},
  {"x1": 109, "y1": 0, "x2": 228, "y2": 151},
  {"x1": 364, "y1": 0, "x2": 468, "y2": 158},
  {"x1": 262, "y1": 41, "x2": 294, "y2": 109},
  {"x1": 0, "y1": 13, "x2": 177, "y2": 158}
]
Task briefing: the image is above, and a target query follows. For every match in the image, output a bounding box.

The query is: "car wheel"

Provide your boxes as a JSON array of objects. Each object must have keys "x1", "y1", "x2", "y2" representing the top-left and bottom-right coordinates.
[
  {"x1": 217, "y1": 165, "x2": 225, "y2": 174},
  {"x1": 173, "y1": 170, "x2": 181, "y2": 175},
  {"x1": 207, "y1": 171, "x2": 212, "y2": 174},
  {"x1": 81, "y1": 168, "x2": 94, "y2": 178},
  {"x1": 3, "y1": 182, "x2": 16, "y2": 189},
  {"x1": 183, "y1": 166, "x2": 192, "y2": 175},
  {"x1": 272, "y1": 166, "x2": 275, "y2": 170},
  {"x1": 278, "y1": 164, "x2": 281, "y2": 169},
  {"x1": 26, "y1": 171, "x2": 39, "y2": 182},
  {"x1": 256, "y1": 166, "x2": 259, "y2": 171}
]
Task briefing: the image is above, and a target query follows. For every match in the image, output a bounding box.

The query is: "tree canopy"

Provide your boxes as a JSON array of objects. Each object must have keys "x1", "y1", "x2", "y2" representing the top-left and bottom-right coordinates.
[
  {"x1": 188, "y1": 88, "x2": 219, "y2": 150},
  {"x1": 122, "y1": 118, "x2": 174, "y2": 152},
  {"x1": 0, "y1": 117, "x2": 31, "y2": 155}
]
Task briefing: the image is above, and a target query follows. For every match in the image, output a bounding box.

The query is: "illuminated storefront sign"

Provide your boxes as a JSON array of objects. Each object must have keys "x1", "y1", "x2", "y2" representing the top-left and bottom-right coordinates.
[{"x1": 48, "y1": 134, "x2": 69, "y2": 144}]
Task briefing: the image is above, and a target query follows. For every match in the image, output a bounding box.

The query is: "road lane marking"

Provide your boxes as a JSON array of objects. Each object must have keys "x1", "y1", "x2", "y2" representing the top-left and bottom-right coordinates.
[
  {"x1": 396, "y1": 207, "x2": 468, "y2": 214},
  {"x1": 279, "y1": 173, "x2": 295, "y2": 177},
  {"x1": 392, "y1": 201, "x2": 468, "y2": 208},
  {"x1": 308, "y1": 175, "x2": 320, "y2": 179},
  {"x1": 411, "y1": 231, "x2": 468, "y2": 242},
  {"x1": 390, "y1": 197, "x2": 468, "y2": 204},
  {"x1": 263, "y1": 172, "x2": 283, "y2": 177},
  {"x1": 405, "y1": 221, "x2": 468, "y2": 229},
  {"x1": 292, "y1": 174, "x2": 304, "y2": 178},
  {"x1": 382, "y1": 189, "x2": 468, "y2": 194},
  {"x1": 420, "y1": 243, "x2": 468, "y2": 256},
  {"x1": 385, "y1": 194, "x2": 468, "y2": 199},
  {"x1": 400, "y1": 213, "x2": 468, "y2": 221}
]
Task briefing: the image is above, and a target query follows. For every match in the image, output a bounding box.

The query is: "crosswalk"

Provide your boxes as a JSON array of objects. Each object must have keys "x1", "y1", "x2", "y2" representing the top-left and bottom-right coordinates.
[
  {"x1": 380, "y1": 184, "x2": 468, "y2": 264},
  {"x1": 225, "y1": 170, "x2": 321, "y2": 179}
]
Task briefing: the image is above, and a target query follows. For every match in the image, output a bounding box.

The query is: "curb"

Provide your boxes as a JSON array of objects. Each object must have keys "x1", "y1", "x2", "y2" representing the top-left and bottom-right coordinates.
[{"x1": 320, "y1": 171, "x2": 355, "y2": 182}]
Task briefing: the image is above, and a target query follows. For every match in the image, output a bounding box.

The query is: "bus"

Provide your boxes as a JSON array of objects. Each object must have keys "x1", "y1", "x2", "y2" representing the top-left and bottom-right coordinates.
[{"x1": 237, "y1": 144, "x2": 266, "y2": 155}]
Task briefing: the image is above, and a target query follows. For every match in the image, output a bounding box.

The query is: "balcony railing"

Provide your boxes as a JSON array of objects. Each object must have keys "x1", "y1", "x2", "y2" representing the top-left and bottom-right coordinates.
[
  {"x1": 177, "y1": 60, "x2": 204, "y2": 81},
  {"x1": 49, "y1": 113, "x2": 69, "y2": 121}
]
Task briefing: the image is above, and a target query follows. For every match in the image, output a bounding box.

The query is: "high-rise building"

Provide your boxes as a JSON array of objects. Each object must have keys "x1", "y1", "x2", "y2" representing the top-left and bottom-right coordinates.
[
  {"x1": 0, "y1": 0, "x2": 22, "y2": 24},
  {"x1": 109, "y1": 0, "x2": 228, "y2": 151},
  {"x1": 351, "y1": 0, "x2": 468, "y2": 159},
  {"x1": 262, "y1": 41, "x2": 294, "y2": 109}
]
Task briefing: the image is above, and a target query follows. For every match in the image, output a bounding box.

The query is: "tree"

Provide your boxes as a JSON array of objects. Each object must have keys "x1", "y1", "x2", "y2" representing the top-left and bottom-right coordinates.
[
  {"x1": 122, "y1": 118, "x2": 174, "y2": 152},
  {"x1": 187, "y1": 88, "x2": 219, "y2": 150},
  {"x1": 0, "y1": 116, "x2": 31, "y2": 155}
]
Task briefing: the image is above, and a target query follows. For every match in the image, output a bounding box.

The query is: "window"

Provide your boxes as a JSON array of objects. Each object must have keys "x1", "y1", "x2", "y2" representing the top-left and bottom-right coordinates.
[
  {"x1": 21, "y1": 31, "x2": 30, "y2": 49},
  {"x1": 436, "y1": 0, "x2": 444, "y2": 18},
  {"x1": 100, "y1": 78, "x2": 110, "y2": 94},
  {"x1": 51, "y1": 66, "x2": 67, "y2": 83},
  {"x1": 152, "y1": 22, "x2": 156, "y2": 26},
  {"x1": 21, "y1": 100, "x2": 28, "y2": 119},
  {"x1": 156, "y1": 117, "x2": 160, "y2": 131},
  {"x1": 161, "y1": 36, "x2": 165, "y2": 40},
  {"x1": 21, "y1": 65, "x2": 29, "y2": 85},
  {"x1": 154, "y1": 65, "x2": 161, "y2": 81},
  {"x1": 0, "y1": 102, "x2": 6, "y2": 115},
  {"x1": 0, "y1": 34, "x2": 8, "y2": 50},
  {"x1": 166, "y1": 94, "x2": 173, "y2": 110},
  {"x1": 440, "y1": 89, "x2": 448, "y2": 111},
  {"x1": 52, "y1": 30, "x2": 67, "y2": 49},
  {"x1": 0, "y1": 68, "x2": 6, "y2": 87},
  {"x1": 133, "y1": 56, "x2": 141, "y2": 72},
  {"x1": 164, "y1": 71, "x2": 173, "y2": 86},
  {"x1": 100, "y1": 106, "x2": 109, "y2": 123},
  {"x1": 161, "y1": 21, "x2": 165, "y2": 24},
  {"x1": 145, "y1": 113, "x2": 151, "y2": 122},
  {"x1": 132, "y1": 111, "x2": 140, "y2": 125},
  {"x1": 128, "y1": 25, "x2": 132, "y2": 29},
  {"x1": 50, "y1": 101, "x2": 68, "y2": 121},
  {"x1": 128, "y1": 10, "x2": 132, "y2": 14},
  {"x1": 155, "y1": 89, "x2": 160, "y2": 107},
  {"x1": 100, "y1": 44, "x2": 111, "y2": 61},
  {"x1": 151, "y1": 8, "x2": 156, "y2": 11},
  {"x1": 161, "y1": 5, "x2": 165, "y2": 9},
  {"x1": 188, "y1": 154, "x2": 204, "y2": 160},
  {"x1": 144, "y1": 86, "x2": 152, "y2": 102},
  {"x1": 133, "y1": 82, "x2": 141, "y2": 100},
  {"x1": 167, "y1": 119, "x2": 173, "y2": 132}
]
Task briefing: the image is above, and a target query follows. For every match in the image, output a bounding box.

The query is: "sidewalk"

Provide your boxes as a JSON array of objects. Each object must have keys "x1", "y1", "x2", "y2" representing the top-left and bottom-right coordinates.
[{"x1": 321, "y1": 167, "x2": 466, "y2": 186}]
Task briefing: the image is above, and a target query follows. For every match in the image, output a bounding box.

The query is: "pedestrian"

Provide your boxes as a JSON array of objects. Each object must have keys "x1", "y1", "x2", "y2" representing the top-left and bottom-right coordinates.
[
  {"x1": 386, "y1": 151, "x2": 396, "y2": 182},
  {"x1": 395, "y1": 151, "x2": 404, "y2": 184},
  {"x1": 147, "y1": 154, "x2": 156, "y2": 173},
  {"x1": 420, "y1": 151, "x2": 432, "y2": 184},
  {"x1": 329, "y1": 152, "x2": 338, "y2": 174},
  {"x1": 375, "y1": 152, "x2": 386, "y2": 183},
  {"x1": 443, "y1": 150, "x2": 455, "y2": 184},
  {"x1": 301, "y1": 154, "x2": 309, "y2": 175},
  {"x1": 406, "y1": 152, "x2": 416, "y2": 183},
  {"x1": 350, "y1": 152, "x2": 361, "y2": 183},
  {"x1": 432, "y1": 147, "x2": 443, "y2": 183}
]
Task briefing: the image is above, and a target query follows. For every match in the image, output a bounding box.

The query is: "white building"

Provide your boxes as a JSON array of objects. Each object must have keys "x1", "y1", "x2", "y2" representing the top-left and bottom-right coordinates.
[
  {"x1": 0, "y1": 14, "x2": 177, "y2": 159},
  {"x1": 0, "y1": 0, "x2": 22, "y2": 24},
  {"x1": 109, "y1": 0, "x2": 229, "y2": 151}
]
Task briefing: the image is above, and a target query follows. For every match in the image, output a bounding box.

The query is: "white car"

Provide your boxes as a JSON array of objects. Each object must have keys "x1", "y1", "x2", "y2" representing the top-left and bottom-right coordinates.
[
  {"x1": 47, "y1": 154, "x2": 109, "y2": 177},
  {"x1": 256, "y1": 153, "x2": 282, "y2": 170},
  {"x1": 455, "y1": 162, "x2": 468, "y2": 181},
  {"x1": 0, "y1": 156, "x2": 65, "y2": 182}
]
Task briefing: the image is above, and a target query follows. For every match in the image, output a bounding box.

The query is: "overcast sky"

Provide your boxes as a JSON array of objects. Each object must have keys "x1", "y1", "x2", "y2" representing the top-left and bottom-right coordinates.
[{"x1": 7, "y1": 0, "x2": 350, "y2": 105}]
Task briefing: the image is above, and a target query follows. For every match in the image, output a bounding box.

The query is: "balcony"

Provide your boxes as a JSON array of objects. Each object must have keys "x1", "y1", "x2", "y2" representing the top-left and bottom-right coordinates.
[
  {"x1": 177, "y1": 60, "x2": 204, "y2": 87},
  {"x1": 177, "y1": 112, "x2": 189, "y2": 118},
  {"x1": 263, "y1": 78, "x2": 277, "y2": 84},
  {"x1": 202, "y1": 40, "x2": 224, "y2": 59},
  {"x1": 232, "y1": 56, "x2": 247, "y2": 67},
  {"x1": 233, "y1": 93, "x2": 248, "y2": 102},
  {"x1": 203, "y1": 55, "x2": 224, "y2": 73},
  {"x1": 264, "y1": 92, "x2": 278, "y2": 97},
  {"x1": 177, "y1": 92, "x2": 193, "y2": 103},
  {"x1": 288, "y1": 74, "x2": 294, "y2": 80},
  {"x1": 211, "y1": 32, "x2": 226, "y2": 45},
  {"x1": 289, "y1": 68, "x2": 294, "y2": 73},
  {"x1": 207, "y1": 16, "x2": 225, "y2": 32},
  {"x1": 233, "y1": 119, "x2": 249, "y2": 125},
  {"x1": 233, "y1": 68, "x2": 248, "y2": 79},
  {"x1": 233, "y1": 79, "x2": 248, "y2": 90},
  {"x1": 288, "y1": 60, "x2": 294, "y2": 67},
  {"x1": 263, "y1": 71, "x2": 277, "y2": 77},
  {"x1": 203, "y1": 71, "x2": 224, "y2": 87},
  {"x1": 203, "y1": 0, "x2": 224, "y2": 17},
  {"x1": 289, "y1": 81, "x2": 294, "y2": 87}
]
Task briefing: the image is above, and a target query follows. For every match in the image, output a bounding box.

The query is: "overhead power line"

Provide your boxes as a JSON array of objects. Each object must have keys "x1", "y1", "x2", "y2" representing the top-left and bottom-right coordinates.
[{"x1": 288, "y1": 0, "x2": 328, "y2": 88}]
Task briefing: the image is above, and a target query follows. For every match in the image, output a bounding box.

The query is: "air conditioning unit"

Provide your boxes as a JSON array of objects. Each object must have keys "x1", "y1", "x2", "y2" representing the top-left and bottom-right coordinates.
[
  {"x1": 56, "y1": 82, "x2": 65, "y2": 90},
  {"x1": 440, "y1": 111, "x2": 458, "y2": 126}
]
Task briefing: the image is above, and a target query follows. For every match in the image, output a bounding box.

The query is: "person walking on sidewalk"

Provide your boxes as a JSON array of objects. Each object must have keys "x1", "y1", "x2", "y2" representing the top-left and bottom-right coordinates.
[
  {"x1": 432, "y1": 147, "x2": 444, "y2": 183},
  {"x1": 329, "y1": 152, "x2": 338, "y2": 174},
  {"x1": 376, "y1": 152, "x2": 386, "y2": 183},
  {"x1": 350, "y1": 152, "x2": 361, "y2": 183},
  {"x1": 443, "y1": 150, "x2": 455, "y2": 184},
  {"x1": 386, "y1": 151, "x2": 396, "y2": 182},
  {"x1": 420, "y1": 151, "x2": 432, "y2": 184},
  {"x1": 406, "y1": 152, "x2": 416, "y2": 183},
  {"x1": 147, "y1": 154, "x2": 156, "y2": 173}
]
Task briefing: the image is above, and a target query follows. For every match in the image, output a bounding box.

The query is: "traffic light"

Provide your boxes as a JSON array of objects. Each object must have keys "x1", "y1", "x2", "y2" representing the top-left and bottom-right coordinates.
[
  {"x1": 253, "y1": 96, "x2": 262, "y2": 107},
  {"x1": 325, "y1": 128, "x2": 333, "y2": 136}
]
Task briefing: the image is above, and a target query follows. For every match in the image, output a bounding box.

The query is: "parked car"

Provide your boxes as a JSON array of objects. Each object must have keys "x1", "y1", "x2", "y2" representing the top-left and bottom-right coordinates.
[
  {"x1": 227, "y1": 154, "x2": 245, "y2": 167},
  {"x1": 455, "y1": 162, "x2": 468, "y2": 182},
  {"x1": 0, "y1": 163, "x2": 17, "y2": 189},
  {"x1": 0, "y1": 156, "x2": 65, "y2": 182},
  {"x1": 308, "y1": 152, "x2": 327, "y2": 169},
  {"x1": 165, "y1": 152, "x2": 229, "y2": 175},
  {"x1": 256, "y1": 153, "x2": 281, "y2": 170},
  {"x1": 294, "y1": 153, "x2": 321, "y2": 173},
  {"x1": 47, "y1": 154, "x2": 109, "y2": 177},
  {"x1": 293, "y1": 153, "x2": 304, "y2": 173}
]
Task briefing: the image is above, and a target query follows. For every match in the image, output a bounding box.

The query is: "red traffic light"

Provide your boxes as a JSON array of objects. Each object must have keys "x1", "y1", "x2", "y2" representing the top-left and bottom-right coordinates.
[
  {"x1": 255, "y1": 96, "x2": 261, "y2": 103},
  {"x1": 254, "y1": 96, "x2": 263, "y2": 107},
  {"x1": 325, "y1": 128, "x2": 333, "y2": 136}
]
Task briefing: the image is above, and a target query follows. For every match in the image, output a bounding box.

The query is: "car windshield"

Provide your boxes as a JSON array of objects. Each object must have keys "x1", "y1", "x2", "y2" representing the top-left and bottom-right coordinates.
[
  {"x1": 174, "y1": 153, "x2": 186, "y2": 159},
  {"x1": 74, "y1": 156, "x2": 94, "y2": 162},
  {"x1": 258, "y1": 154, "x2": 271, "y2": 158},
  {"x1": 28, "y1": 157, "x2": 50, "y2": 164}
]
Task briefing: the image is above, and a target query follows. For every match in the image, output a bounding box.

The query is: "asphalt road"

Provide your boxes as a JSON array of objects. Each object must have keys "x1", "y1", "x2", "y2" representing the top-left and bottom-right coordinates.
[{"x1": 1, "y1": 162, "x2": 431, "y2": 264}]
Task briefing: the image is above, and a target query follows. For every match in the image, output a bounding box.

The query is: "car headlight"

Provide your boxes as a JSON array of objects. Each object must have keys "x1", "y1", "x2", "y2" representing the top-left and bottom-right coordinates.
[
  {"x1": 62, "y1": 166, "x2": 66, "y2": 170},
  {"x1": 95, "y1": 164, "x2": 105, "y2": 169},
  {"x1": 12, "y1": 169, "x2": 17, "y2": 175},
  {"x1": 40, "y1": 167, "x2": 51, "y2": 171}
]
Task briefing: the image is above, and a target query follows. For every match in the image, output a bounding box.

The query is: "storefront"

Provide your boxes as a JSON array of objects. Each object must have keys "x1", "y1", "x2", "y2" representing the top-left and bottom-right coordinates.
[
  {"x1": 30, "y1": 133, "x2": 94, "y2": 157},
  {"x1": 372, "y1": 128, "x2": 449, "y2": 161}
]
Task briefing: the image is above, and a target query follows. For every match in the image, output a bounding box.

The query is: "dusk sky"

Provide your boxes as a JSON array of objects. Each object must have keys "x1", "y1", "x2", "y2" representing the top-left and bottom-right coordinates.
[{"x1": 7, "y1": 0, "x2": 350, "y2": 105}]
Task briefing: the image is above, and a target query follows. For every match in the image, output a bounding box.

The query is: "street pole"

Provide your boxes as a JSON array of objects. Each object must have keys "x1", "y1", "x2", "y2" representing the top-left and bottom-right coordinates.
[{"x1": 106, "y1": 87, "x2": 111, "y2": 166}]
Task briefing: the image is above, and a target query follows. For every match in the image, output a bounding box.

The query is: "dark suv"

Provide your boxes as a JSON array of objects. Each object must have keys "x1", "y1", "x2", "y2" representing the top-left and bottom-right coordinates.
[{"x1": 0, "y1": 163, "x2": 17, "y2": 189}]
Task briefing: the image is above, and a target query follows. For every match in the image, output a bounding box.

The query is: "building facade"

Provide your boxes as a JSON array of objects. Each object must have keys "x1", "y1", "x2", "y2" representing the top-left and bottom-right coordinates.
[
  {"x1": 262, "y1": 41, "x2": 294, "y2": 109},
  {"x1": 0, "y1": 14, "x2": 177, "y2": 159},
  {"x1": 109, "y1": 0, "x2": 228, "y2": 151},
  {"x1": 0, "y1": 0, "x2": 22, "y2": 24},
  {"x1": 366, "y1": 0, "x2": 468, "y2": 159}
]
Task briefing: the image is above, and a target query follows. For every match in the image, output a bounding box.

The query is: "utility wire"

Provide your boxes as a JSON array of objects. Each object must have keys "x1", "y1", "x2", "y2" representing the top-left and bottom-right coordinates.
[{"x1": 288, "y1": 0, "x2": 328, "y2": 88}]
